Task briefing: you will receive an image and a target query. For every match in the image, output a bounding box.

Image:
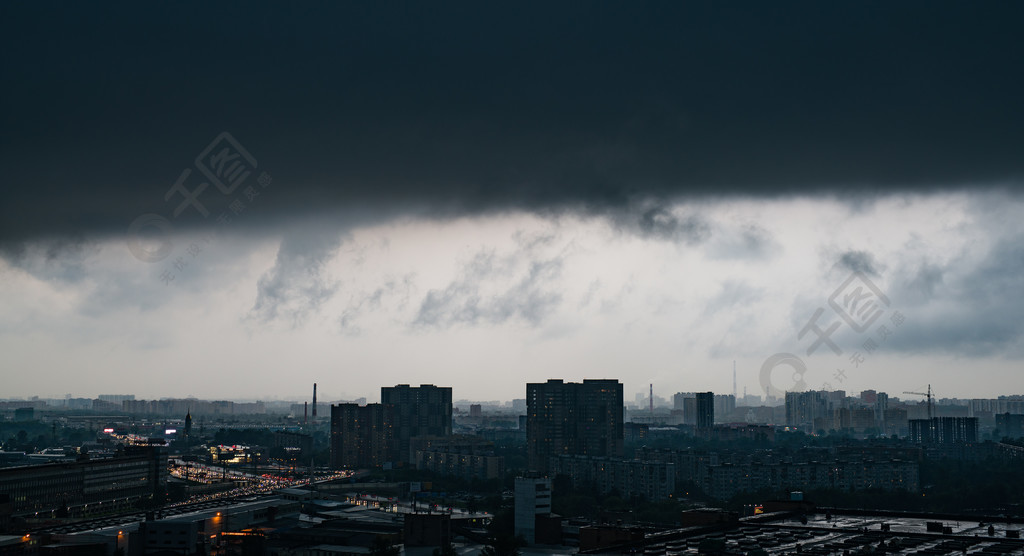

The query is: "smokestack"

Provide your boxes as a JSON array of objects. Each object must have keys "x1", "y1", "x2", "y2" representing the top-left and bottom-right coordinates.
[
  {"x1": 304, "y1": 401, "x2": 308, "y2": 425},
  {"x1": 312, "y1": 383, "x2": 317, "y2": 418},
  {"x1": 649, "y1": 384, "x2": 653, "y2": 414}
]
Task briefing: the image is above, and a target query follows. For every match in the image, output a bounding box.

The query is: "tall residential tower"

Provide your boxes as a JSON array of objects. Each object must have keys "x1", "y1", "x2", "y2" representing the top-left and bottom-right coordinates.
[
  {"x1": 381, "y1": 384, "x2": 453, "y2": 463},
  {"x1": 526, "y1": 379, "x2": 623, "y2": 473}
]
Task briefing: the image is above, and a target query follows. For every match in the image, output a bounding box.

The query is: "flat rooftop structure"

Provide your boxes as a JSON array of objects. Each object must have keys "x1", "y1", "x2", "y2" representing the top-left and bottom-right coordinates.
[
  {"x1": 33, "y1": 495, "x2": 299, "y2": 536},
  {"x1": 584, "y1": 510, "x2": 1024, "y2": 555}
]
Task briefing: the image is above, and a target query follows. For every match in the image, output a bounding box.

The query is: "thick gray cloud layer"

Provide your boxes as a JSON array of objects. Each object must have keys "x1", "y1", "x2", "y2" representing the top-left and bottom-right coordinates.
[
  {"x1": 250, "y1": 229, "x2": 344, "y2": 327},
  {"x1": 2, "y1": 2, "x2": 1023, "y2": 245},
  {"x1": 886, "y1": 235, "x2": 1024, "y2": 357},
  {"x1": 413, "y1": 234, "x2": 566, "y2": 328}
]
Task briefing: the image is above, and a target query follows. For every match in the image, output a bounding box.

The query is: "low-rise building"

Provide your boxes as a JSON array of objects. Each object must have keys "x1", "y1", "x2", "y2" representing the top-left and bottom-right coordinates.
[
  {"x1": 549, "y1": 455, "x2": 675, "y2": 500},
  {"x1": 703, "y1": 458, "x2": 918, "y2": 500},
  {"x1": 0, "y1": 443, "x2": 167, "y2": 518}
]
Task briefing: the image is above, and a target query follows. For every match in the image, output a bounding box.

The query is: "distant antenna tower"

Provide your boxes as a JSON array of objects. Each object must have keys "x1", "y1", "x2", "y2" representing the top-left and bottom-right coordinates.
[
  {"x1": 649, "y1": 384, "x2": 654, "y2": 413},
  {"x1": 733, "y1": 361, "x2": 737, "y2": 398}
]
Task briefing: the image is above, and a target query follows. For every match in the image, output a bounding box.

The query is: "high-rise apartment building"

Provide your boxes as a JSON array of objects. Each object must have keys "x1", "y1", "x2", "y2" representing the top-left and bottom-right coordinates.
[
  {"x1": 674, "y1": 391, "x2": 718, "y2": 427},
  {"x1": 381, "y1": 384, "x2": 453, "y2": 463},
  {"x1": 673, "y1": 392, "x2": 695, "y2": 410},
  {"x1": 526, "y1": 379, "x2": 623, "y2": 473},
  {"x1": 785, "y1": 391, "x2": 832, "y2": 430},
  {"x1": 329, "y1": 403, "x2": 394, "y2": 468},
  {"x1": 696, "y1": 392, "x2": 715, "y2": 430},
  {"x1": 682, "y1": 397, "x2": 698, "y2": 425},
  {"x1": 875, "y1": 392, "x2": 889, "y2": 430},
  {"x1": 713, "y1": 394, "x2": 735, "y2": 422},
  {"x1": 908, "y1": 417, "x2": 978, "y2": 444}
]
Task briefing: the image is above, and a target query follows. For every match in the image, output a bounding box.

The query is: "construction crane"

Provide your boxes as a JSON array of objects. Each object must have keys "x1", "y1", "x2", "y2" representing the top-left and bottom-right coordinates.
[{"x1": 903, "y1": 384, "x2": 934, "y2": 420}]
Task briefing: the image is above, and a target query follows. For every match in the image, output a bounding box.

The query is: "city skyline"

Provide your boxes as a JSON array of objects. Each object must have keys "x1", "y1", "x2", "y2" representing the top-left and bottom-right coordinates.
[
  {"x1": 6, "y1": 381, "x2": 1023, "y2": 409},
  {"x1": 3, "y1": 4, "x2": 1024, "y2": 401}
]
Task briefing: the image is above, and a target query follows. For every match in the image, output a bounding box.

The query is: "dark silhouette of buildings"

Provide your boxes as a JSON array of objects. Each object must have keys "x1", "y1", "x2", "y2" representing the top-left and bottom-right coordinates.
[
  {"x1": 909, "y1": 417, "x2": 979, "y2": 444},
  {"x1": 549, "y1": 455, "x2": 675, "y2": 500},
  {"x1": 411, "y1": 435, "x2": 505, "y2": 480},
  {"x1": 329, "y1": 403, "x2": 394, "y2": 468},
  {"x1": 996, "y1": 413, "x2": 1024, "y2": 439},
  {"x1": 673, "y1": 391, "x2": 717, "y2": 427},
  {"x1": 526, "y1": 379, "x2": 623, "y2": 473},
  {"x1": 696, "y1": 392, "x2": 715, "y2": 430},
  {"x1": 381, "y1": 384, "x2": 452, "y2": 464},
  {"x1": 0, "y1": 443, "x2": 167, "y2": 519},
  {"x1": 329, "y1": 385, "x2": 451, "y2": 468},
  {"x1": 273, "y1": 431, "x2": 314, "y2": 454},
  {"x1": 183, "y1": 408, "x2": 193, "y2": 449}
]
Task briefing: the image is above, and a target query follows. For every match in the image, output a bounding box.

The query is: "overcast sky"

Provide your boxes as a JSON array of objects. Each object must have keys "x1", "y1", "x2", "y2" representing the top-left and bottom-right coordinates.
[{"x1": 1, "y1": 3, "x2": 1022, "y2": 402}]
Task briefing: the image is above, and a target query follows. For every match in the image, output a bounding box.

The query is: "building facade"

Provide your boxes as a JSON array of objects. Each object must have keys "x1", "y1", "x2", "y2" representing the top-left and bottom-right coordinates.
[
  {"x1": 695, "y1": 392, "x2": 715, "y2": 430},
  {"x1": 410, "y1": 435, "x2": 505, "y2": 480},
  {"x1": 713, "y1": 394, "x2": 736, "y2": 422},
  {"x1": 514, "y1": 475, "x2": 553, "y2": 545},
  {"x1": 526, "y1": 379, "x2": 624, "y2": 473},
  {"x1": 909, "y1": 417, "x2": 979, "y2": 444},
  {"x1": 0, "y1": 443, "x2": 167, "y2": 518},
  {"x1": 329, "y1": 403, "x2": 394, "y2": 469},
  {"x1": 380, "y1": 384, "x2": 452, "y2": 464},
  {"x1": 704, "y1": 459, "x2": 918, "y2": 500},
  {"x1": 273, "y1": 431, "x2": 313, "y2": 454},
  {"x1": 549, "y1": 455, "x2": 675, "y2": 500},
  {"x1": 415, "y1": 450, "x2": 505, "y2": 481},
  {"x1": 785, "y1": 391, "x2": 831, "y2": 430},
  {"x1": 996, "y1": 413, "x2": 1024, "y2": 439}
]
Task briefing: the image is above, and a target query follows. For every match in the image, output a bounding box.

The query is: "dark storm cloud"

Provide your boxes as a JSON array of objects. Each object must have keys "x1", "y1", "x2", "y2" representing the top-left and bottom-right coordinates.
[
  {"x1": 637, "y1": 207, "x2": 710, "y2": 244},
  {"x1": 2, "y1": 2, "x2": 1024, "y2": 245},
  {"x1": 836, "y1": 251, "x2": 880, "y2": 277},
  {"x1": 0, "y1": 237, "x2": 96, "y2": 284}
]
